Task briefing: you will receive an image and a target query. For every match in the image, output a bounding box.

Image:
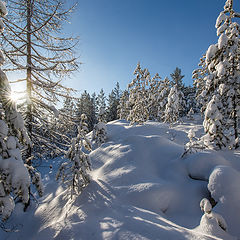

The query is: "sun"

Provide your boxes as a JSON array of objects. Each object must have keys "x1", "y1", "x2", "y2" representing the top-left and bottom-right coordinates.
[{"x1": 9, "y1": 91, "x2": 26, "y2": 103}]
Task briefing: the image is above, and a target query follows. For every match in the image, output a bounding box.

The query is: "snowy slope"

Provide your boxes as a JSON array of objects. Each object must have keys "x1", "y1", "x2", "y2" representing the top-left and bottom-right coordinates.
[{"x1": 1, "y1": 117, "x2": 240, "y2": 240}]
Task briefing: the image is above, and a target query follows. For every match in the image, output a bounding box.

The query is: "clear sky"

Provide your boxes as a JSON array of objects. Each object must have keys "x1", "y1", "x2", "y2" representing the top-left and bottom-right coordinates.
[{"x1": 10, "y1": 0, "x2": 240, "y2": 97}]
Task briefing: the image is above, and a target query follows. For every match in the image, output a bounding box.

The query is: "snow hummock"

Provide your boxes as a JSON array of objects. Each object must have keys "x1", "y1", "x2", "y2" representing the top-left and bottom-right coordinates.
[{"x1": 1, "y1": 118, "x2": 240, "y2": 239}]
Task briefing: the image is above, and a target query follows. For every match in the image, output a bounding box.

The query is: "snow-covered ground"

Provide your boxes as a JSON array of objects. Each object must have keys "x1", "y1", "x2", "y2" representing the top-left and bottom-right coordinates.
[{"x1": 1, "y1": 116, "x2": 240, "y2": 240}]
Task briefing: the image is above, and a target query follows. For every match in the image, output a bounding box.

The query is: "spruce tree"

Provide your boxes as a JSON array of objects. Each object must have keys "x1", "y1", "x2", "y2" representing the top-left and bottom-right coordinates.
[
  {"x1": 170, "y1": 67, "x2": 185, "y2": 90},
  {"x1": 128, "y1": 63, "x2": 150, "y2": 125},
  {"x1": 56, "y1": 114, "x2": 91, "y2": 197},
  {"x1": 157, "y1": 77, "x2": 170, "y2": 121},
  {"x1": 193, "y1": 0, "x2": 240, "y2": 149},
  {"x1": 75, "y1": 91, "x2": 97, "y2": 131},
  {"x1": 96, "y1": 89, "x2": 106, "y2": 122},
  {"x1": 92, "y1": 107, "x2": 107, "y2": 146},
  {"x1": 117, "y1": 90, "x2": 129, "y2": 120},
  {"x1": 106, "y1": 82, "x2": 121, "y2": 122},
  {"x1": 164, "y1": 85, "x2": 180, "y2": 123},
  {"x1": 147, "y1": 73, "x2": 161, "y2": 120}
]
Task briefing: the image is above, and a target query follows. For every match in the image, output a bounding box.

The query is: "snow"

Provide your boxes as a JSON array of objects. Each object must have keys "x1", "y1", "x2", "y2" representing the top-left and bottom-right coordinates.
[
  {"x1": 218, "y1": 33, "x2": 228, "y2": 49},
  {"x1": 1, "y1": 118, "x2": 240, "y2": 239},
  {"x1": 0, "y1": 119, "x2": 8, "y2": 137},
  {"x1": 0, "y1": 196, "x2": 15, "y2": 221},
  {"x1": 205, "y1": 45, "x2": 218, "y2": 63},
  {"x1": 216, "y1": 62, "x2": 226, "y2": 77},
  {"x1": 49, "y1": 105, "x2": 59, "y2": 118},
  {"x1": 217, "y1": 22, "x2": 228, "y2": 36},
  {"x1": 6, "y1": 136, "x2": 16, "y2": 150},
  {"x1": 0, "y1": 1, "x2": 7, "y2": 17},
  {"x1": 215, "y1": 12, "x2": 227, "y2": 29}
]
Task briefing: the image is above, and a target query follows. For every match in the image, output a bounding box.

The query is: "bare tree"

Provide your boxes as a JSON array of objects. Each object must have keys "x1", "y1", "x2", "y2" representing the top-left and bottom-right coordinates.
[{"x1": 1, "y1": 0, "x2": 79, "y2": 162}]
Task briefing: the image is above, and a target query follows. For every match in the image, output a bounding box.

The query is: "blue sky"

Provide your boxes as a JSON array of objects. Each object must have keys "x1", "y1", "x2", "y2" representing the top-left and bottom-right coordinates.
[{"x1": 10, "y1": 0, "x2": 239, "y2": 97}]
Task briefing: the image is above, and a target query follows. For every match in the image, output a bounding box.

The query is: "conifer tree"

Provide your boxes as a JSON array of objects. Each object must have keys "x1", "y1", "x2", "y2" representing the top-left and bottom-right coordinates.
[
  {"x1": 170, "y1": 67, "x2": 185, "y2": 90},
  {"x1": 117, "y1": 90, "x2": 129, "y2": 120},
  {"x1": 157, "y1": 77, "x2": 170, "y2": 121},
  {"x1": 96, "y1": 89, "x2": 106, "y2": 122},
  {"x1": 75, "y1": 91, "x2": 97, "y2": 131},
  {"x1": 193, "y1": 0, "x2": 240, "y2": 149},
  {"x1": 56, "y1": 114, "x2": 91, "y2": 197},
  {"x1": 170, "y1": 67, "x2": 186, "y2": 117},
  {"x1": 106, "y1": 82, "x2": 121, "y2": 122},
  {"x1": 128, "y1": 63, "x2": 150, "y2": 125},
  {"x1": 164, "y1": 85, "x2": 180, "y2": 123},
  {"x1": 92, "y1": 107, "x2": 107, "y2": 146},
  {"x1": 148, "y1": 73, "x2": 161, "y2": 120}
]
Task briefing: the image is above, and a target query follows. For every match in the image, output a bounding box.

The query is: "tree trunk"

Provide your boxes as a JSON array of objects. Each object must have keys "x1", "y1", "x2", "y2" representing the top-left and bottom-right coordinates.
[{"x1": 26, "y1": 0, "x2": 32, "y2": 163}]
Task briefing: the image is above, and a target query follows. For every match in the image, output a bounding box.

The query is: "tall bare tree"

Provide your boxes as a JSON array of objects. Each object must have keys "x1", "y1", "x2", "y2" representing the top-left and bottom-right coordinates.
[{"x1": 1, "y1": 0, "x2": 78, "y2": 162}]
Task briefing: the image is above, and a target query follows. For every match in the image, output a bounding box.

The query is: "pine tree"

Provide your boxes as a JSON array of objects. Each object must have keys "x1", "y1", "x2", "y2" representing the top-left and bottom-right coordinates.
[
  {"x1": 0, "y1": 2, "x2": 42, "y2": 221},
  {"x1": 170, "y1": 67, "x2": 186, "y2": 117},
  {"x1": 147, "y1": 73, "x2": 161, "y2": 120},
  {"x1": 170, "y1": 67, "x2": 185, "y2": 90},
  {"x1": 128, "y1": 63, "x2": 150, "y2": 125},
  {"x1": 164, "y1": 85, "x2": 180, "y2": 123},
  {"x1": 89, "y1": 93, "x2": 97, "y2": 130},
  {"x1": 96, "y1": 89, "x2": 106, "y2": 122},
  {"x1": 75, "y1": 91, "x2": 97, "y2": 131},
  {"x1": 1, "y1": 0, "x2": 78, "y2": 161},
  {"x1": 117, "y1": 90, "x2": 129, "y2": 120},
  {"x1": 92, "y1": 108, "x2": 107, "y2": 146},
  {"x1": 61, "y1": 96, "x2": 76, "y2": 138},
  {"x1": 56, "y1": 114, "x2": 91, "y2": 197},
  {"x1": 157, "y1": 77, "x2": 170, "y2": 121},
  {"x1": 183, "y1": 86, "x2": 197, "y2": 115},
  {"x1": 193, "y1": 0, "x2": 240, "y2": 149},
  {"x1": 106, "y1": 82, "x2": 121, "y2": 122}
]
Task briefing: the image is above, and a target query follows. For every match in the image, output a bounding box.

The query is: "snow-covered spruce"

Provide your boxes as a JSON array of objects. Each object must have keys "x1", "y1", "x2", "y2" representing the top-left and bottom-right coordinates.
[
  {"x1": 96, "y1": 89, "x2": 107, "y2": 122},
  {"x1": 147, "y1": 73, "x2": 162, "y2": 121},
  {"x1": 56, "y1": 114, "x2": 91, "y2": 196},
  {"x1": 193, "y1": 0, "x2": 240, "y2": 149},
  {"x1": 164, "y1": 85, "x2": 181, "y2": 124},
  {"x1": 157, "y1": 77, "x2": 170, "y2": 121},
  {"x1": 106, "y1": 82, "x2": 121, "y2": 122},
  {"x1": 92, "y1": 107, "x2": 107, "y2": 146},
  {"x1": 117, "y1": 90, "x2": 130, "y2": 120},
  {"x1": 127, "y1": 63, "x2": 150, "y2": 125}
]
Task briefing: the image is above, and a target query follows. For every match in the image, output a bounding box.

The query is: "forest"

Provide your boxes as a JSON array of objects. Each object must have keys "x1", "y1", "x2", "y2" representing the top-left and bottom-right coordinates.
[{"x1": 0, "y1": 0, "x2": 240, "y2": 239}]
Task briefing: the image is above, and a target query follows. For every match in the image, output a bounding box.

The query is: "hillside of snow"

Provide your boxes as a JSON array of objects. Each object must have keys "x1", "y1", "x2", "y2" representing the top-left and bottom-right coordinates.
[{"x1": 1, "y1": 117, "x2": 240, "y2": 240}]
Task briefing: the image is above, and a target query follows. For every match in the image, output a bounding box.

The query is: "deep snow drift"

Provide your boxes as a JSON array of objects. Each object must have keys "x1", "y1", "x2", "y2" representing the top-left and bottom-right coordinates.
[{"x1": 1, "y1": 117, "x2": 240, "y2": 240}]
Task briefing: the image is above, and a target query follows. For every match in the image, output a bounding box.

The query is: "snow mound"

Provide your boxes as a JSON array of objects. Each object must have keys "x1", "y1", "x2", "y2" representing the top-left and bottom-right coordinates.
[{"x1": 208, "y1": 166, "x2": 240, "y2": 237}]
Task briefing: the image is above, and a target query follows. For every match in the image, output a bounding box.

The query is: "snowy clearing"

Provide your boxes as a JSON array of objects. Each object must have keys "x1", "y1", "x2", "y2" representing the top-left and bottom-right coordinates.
[{"x1": 1, "y1": 117, "x2": 240, "y2": 240}]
